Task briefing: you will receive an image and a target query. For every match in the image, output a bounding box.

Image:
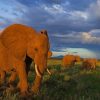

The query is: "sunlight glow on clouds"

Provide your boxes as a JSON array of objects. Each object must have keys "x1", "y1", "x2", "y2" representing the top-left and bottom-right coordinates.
[{"x1": 82, "y1": 32, "x2": 100, "y2": 44}]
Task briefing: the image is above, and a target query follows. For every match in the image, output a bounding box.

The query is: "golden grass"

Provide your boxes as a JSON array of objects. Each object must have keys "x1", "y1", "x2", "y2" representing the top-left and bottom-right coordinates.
[
  {"x1": 48, "y1": 58, "x2": 100, "y2": 67},
  {"x1": 47, "y1": 58, "x2": 62, "y2": 66}
]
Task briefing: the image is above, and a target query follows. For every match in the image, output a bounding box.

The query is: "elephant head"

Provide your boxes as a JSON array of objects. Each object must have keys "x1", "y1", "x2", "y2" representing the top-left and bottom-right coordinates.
[
  {"x1": 26, "y1": 29, "x2": 51, "y2": 93},
  {"x1": 75, "y1": 55, "x2": 81, "y2": 62},
  {"x1": 27, "y1": 30, "x2": 50, "y2": 77}
]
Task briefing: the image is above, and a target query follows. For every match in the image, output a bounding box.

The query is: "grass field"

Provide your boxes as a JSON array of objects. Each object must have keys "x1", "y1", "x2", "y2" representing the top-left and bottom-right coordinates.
[{"x1": 1, "y1": 58, "x2": 100, "y2": 100}]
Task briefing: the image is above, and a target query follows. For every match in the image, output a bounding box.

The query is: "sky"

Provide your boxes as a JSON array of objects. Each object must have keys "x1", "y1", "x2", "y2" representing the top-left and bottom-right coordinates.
[{"x1": 0, "y1": 0, "x2": 100, "y2": 58}]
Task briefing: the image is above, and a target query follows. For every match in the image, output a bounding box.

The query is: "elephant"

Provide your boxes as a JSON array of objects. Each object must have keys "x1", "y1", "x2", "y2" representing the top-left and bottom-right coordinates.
[
  {"x1": 75, "y1": 55, "x2": 81, "y2": 62},
  {"x1": 0, "y1": 40, "x2": 28, "y2": 95},
  {"x1": 82, "y1": 58, "x2": 97, "y2": 70},
  {"x1": 62, "y1": 55, "x2": 80, "y2": 67},
  {"x1": 0, "y1": 24, "x2": 51, "y2": 94}
]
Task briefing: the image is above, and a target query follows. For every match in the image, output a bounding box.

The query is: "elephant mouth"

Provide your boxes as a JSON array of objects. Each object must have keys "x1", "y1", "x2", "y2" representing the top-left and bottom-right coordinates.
[{"x1": 35, "y1": 64, "x2": 51, "y2": 77}]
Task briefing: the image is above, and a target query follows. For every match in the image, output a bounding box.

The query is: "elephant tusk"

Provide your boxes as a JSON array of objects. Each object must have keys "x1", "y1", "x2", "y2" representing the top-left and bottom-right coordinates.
[
  {"x1": 35, "y1": 64, "x2": 42, "y2": 77},
  {"x1": 47, "y1": 68, "x2": 51, "y2": 75}
]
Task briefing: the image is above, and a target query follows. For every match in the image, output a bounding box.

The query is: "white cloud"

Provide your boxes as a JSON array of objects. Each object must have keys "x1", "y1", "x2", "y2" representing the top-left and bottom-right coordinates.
[
  {"x1": 69, "y1": 11, "x2": 88, "y2": 21},
  {"x1": 90, "y1": 29, "x2": 100, "y2": 36},
  {"x1": 43, "y1": 4, "x2": 66, "y2": 15},
  {"x1": 87, "y1": 0, "x2": 100, "y2": 19},
  {"x1": 81, "y1": 32, "x2": 100, "y2": 44},
  {"x1": 52, "y1": 30, "x2": 100, "y2": 44},
  {"x1": 69, "y1": 0, "x2": 100, "y2": 21},
  {"x1": 0, "y1": 0, "x2": 28, "y2": 24}
]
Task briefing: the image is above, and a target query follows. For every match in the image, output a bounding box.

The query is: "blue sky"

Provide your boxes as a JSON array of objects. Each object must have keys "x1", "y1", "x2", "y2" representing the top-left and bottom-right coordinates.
[{"x1": 0, "y1": 0, "x2": 100, "y2": 58}]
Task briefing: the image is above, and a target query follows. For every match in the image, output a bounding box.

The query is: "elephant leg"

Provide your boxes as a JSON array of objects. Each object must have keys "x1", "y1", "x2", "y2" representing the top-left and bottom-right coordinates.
[
  {"x1": 25, "y1": 56, "x2": 32, "y2": 75},
  {"x1": 8, "y1": 56, "x2": 32, "y2": 87},
  {"x1": 0, "y1": 71, "x2": 6, "y2": 86},
  {"x1": 8, "y1": 71, "x2": 17, "y2": 87},
  {"x1": 32, "y1": 65, "x2": 45, "y2": 94},
  {"x1": 15, "y1": 60, "x2": 29, "y2": 96},
  {"x1": 91, "y1": 64, "x2": 95, "y2": 70},
  {"x1": 32, "y1": 76, "x2": 42, "y2": 94},
  {"x1": 71, "y1": 61, "x2": 75, "y2": 67}
]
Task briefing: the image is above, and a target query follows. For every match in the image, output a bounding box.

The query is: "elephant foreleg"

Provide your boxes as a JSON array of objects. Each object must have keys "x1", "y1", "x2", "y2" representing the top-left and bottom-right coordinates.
[
  {"x1": 15, "y1": 60, "x2": 29, "y2": 96},
  {"x1": 32, "y1": 65, "x2": 45, "y2": 94},
  {"x1": 8, "y1": 71, "x2": 17, "y2": 87},
  {"x1": 8, "y1": 56, "x2": 32, "y2": 88},
  {"x1": 32, "y1": 75, "x2": 42, "y2": 94},
  {"x1": 0, "y1": 70, "x2": 6, "y2": 86}
]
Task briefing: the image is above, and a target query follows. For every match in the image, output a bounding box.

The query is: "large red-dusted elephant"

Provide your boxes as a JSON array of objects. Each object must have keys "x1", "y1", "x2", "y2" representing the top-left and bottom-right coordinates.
[
  {"x1": 62, "y1": 55, "x2": 80, "y2": 67},
  {"x1": 82, "y1": 58, "x2": 97, "y2": 69},
  {"x1": 0, "y1": 24, "x2": 51, "y2": 95}
]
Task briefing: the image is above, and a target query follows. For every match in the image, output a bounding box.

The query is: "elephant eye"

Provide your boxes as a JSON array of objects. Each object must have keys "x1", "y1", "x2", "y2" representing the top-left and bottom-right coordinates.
[
  {"x1": 41, "y1": 31, "x2": 43, "y2": 33},
  {"x1": 34, "y1": 48, "x2": 38, "y2": 52}
]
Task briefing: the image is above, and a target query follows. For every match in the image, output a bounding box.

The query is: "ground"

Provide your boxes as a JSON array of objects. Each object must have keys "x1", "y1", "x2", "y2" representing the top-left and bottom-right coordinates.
[{"x1": 0, "y1": 58, "x2": 100, "y2": 100}]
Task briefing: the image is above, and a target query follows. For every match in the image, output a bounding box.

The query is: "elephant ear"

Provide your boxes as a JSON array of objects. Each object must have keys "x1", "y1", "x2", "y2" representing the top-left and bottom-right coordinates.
[
  {"x1": 48, "y1": 51, "x2": 52, "y2": 58},
  {"x1": 40, "y1": 30, "x2": 48, "y2": 38}
]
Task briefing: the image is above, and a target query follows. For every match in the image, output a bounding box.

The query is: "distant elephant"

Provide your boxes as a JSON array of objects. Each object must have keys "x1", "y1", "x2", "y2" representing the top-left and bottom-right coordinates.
[
  {"x1": 62, "y1": 55, "x2": 80, "y2": 67},
  {"x1": 82, "y1": 58, "x2": 97, "y2": 69},
  {"x1": 75, "y1": 55, "x2": 81, "y2": 62},
  {"x1": 0, "y1": 24, "x2": 51, "y2": 95},
  {"x1": 0, "y1": 40, "x2": 28, "y2": 95}
]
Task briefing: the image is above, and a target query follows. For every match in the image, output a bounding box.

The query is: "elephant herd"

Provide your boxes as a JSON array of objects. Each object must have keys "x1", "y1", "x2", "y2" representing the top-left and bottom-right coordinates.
[
  {"x1": 62, "y1": 54, "x2": 97, "y2": 70},
  {"x1": 0, "y1": 24, "x2": 98, "y2": 97}
]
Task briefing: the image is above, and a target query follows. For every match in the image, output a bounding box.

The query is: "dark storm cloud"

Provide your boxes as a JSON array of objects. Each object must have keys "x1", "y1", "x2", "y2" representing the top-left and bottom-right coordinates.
[
  {"x1": 1, "y1": 0, "x2": 99, "y2": 33},
  {"x1": 15, "y1": 0, "x2": 99, "y2": 34}
]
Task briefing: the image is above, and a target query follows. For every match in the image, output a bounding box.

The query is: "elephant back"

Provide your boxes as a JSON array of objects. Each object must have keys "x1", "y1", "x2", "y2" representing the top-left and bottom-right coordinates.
[{"x1": 0, "y1": 24, "x2": 37, "y2": 59}]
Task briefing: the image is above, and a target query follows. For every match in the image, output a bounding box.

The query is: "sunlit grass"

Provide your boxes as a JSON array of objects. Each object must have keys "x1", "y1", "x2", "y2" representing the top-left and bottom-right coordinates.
[{"x1": 1, "y1": 58, "x2": 100, "y2": 100}]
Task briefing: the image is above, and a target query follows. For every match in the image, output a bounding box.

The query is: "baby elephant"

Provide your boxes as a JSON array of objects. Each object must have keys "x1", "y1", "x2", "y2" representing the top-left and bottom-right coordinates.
[
  {"x1": 82, "y1": 58, "x2": 97, "y2": 70},
  {"x1": 0, "y1": 41, "x2": 28, "y2": 96}
]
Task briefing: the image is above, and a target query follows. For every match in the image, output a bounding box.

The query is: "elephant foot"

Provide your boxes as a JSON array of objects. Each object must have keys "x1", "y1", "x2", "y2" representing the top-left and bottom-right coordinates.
[
  {"x1": 4, "y1": 86, "x2": 18, "y2": 95},
  {"x1": 3, "y1": 82, "x2": 18, "y2": 93},
  {"x1": 31, "y1": 86, "x2": 40, "y2": 95},
  {"x1": 20, "y1": 91, "x2": 33, "y2": 100},
  {"x1": 0, "y1": 81, "x2": 6, "y2": 87}
]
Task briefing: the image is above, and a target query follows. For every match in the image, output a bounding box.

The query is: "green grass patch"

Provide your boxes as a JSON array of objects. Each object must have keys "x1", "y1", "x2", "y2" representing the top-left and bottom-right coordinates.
[{"x1": 1, "y1": 63, "x2": 100, "y2": 100}]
